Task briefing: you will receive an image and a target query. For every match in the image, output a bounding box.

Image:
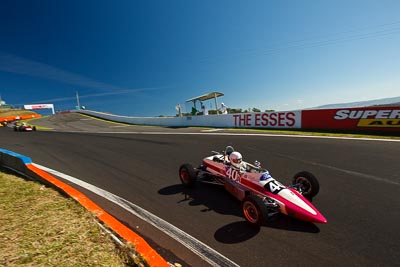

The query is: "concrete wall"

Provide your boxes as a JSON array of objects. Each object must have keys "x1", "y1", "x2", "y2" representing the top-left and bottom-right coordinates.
[{"x1": 75, "y1": 110, "x2": 302, "y2": 129}]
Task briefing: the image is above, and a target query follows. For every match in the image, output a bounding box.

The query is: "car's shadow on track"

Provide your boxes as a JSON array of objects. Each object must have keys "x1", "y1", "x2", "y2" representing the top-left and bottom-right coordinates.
[
  {"x1": 159, "y1": 183, "x2": 243, "y2": 216},
  {"x1": 158, "y1": 183, "x2": 320, "y2": 243}
]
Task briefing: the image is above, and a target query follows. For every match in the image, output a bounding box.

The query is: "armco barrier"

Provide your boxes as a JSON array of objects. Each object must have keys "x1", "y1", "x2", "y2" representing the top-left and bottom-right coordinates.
[{"x1": 0, "y1": 149, "x2": 170, "y2": 267}]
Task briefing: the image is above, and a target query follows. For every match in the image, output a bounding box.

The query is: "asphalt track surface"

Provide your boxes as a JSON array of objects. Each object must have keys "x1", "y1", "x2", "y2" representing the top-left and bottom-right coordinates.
[{"x1": 1, "y1": 113, "x2": 399, "y2": 266}]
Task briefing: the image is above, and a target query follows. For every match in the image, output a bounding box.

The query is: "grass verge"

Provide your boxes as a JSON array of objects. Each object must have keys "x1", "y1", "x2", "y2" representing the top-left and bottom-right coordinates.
[{"x1": 0, "y1": 169, "x2": 141, "y2": 267}]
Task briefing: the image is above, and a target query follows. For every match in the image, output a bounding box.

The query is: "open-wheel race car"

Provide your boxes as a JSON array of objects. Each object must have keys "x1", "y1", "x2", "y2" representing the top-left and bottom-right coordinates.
[
  {"x1": 179, "y1": 146, "x2": 327, "y2": 226},
  {"x1": 13, "y1": 122, "x2": 37, "y2": 132}
]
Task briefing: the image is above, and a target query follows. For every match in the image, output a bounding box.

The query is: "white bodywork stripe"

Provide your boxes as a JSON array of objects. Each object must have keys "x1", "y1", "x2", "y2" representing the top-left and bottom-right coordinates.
[{"x1": 278, "y1": 189, "x2": 317, "y2": 215}]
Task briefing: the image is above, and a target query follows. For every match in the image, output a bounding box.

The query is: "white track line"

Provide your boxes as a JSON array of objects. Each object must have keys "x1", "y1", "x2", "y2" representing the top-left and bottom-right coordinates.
[
  {"x1": 276, "y1": 153, "x2": 400, "y2": 186},
  {"x1": 33, "y1": 163, "x2": 240, "y2": 267},
  {"x1": 56, "y1": 130, "x2": 400, "y2": 142},
  {"x1": 201, "y1": 129, "x2": 224, "y2": 132}
]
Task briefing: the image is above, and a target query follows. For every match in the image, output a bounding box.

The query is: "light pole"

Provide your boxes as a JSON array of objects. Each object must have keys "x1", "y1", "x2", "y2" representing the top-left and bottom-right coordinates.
[{"x1": 75, "y1": 90, "x2": 80, "y2": 110}]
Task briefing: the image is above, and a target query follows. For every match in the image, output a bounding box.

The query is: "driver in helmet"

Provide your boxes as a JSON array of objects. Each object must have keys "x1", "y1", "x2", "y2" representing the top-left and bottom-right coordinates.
[{"x1": 229, "y1": 151, "x2": 247, "y2": 172}]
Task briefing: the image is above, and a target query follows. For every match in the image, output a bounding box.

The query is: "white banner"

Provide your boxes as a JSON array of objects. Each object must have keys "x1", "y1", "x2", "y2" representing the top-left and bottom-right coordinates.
[{"x1": 24, "y1": 104, "x2": 55, "y2": 114}]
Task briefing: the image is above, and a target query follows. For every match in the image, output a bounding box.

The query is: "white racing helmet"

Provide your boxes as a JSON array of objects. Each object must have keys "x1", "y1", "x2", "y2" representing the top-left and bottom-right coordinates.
[{"x1": 229, "y1": 151, "x2": 242, "y2": 168}]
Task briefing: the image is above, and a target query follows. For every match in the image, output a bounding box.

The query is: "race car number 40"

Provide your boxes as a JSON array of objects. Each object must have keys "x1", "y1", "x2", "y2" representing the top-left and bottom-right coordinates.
[{"x1": 226, "y1": 167, "x2": 241, "y2": 182}]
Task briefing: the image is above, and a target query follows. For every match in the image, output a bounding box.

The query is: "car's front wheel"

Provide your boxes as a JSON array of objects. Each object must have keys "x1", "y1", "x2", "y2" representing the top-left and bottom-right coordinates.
[
  {"x1": 292, "y1": 171, "x2": 319, "y2": 200},
  {"x1": 179, "y1": 163, "x2": 197, "y2": 187},
  {"x1": 242, "y1": 195, "x2": 267, "y2": 227}
]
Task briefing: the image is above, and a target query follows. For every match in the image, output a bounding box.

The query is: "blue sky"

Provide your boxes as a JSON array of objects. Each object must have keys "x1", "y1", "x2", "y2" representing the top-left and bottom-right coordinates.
[{"x1": 0, "y1": 0, "x2": 399, "y2": 116}]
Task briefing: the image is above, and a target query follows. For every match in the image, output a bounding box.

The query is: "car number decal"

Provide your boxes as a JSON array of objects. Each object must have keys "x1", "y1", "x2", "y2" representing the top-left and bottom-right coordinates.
[
  {"x1": 265, "y1": 180, "x2": 285, "y2": 194},
  {"x1": 226, "y1": 167, "x2": 241, "y2": 183}
]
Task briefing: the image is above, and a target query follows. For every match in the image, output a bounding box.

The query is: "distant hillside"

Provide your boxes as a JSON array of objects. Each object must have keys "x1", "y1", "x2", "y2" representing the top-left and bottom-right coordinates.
[
  {"x1": 314, "y1": 96, "x2": 400, "y2": 109},
  {"x1": 376, "y1": 102, "x2": 400, "y2": 107}
]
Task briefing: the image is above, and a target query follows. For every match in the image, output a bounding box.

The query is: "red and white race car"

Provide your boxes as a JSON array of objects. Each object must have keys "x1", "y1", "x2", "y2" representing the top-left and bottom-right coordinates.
[
  {"x1": 13, "y1": 122, "x2": 37, "y2": 132},
  {"x1": 179, "y1": 146, "x2": 327, "y2": 226}
]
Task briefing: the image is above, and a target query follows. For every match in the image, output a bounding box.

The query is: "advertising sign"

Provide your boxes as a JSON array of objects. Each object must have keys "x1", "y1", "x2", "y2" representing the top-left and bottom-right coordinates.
[
  {"x1": 302, "y1": 106, "x2": 400, "y2": 132},
  {"x1": 24, "y1": 104, "x2": 55, "y2": 114},
  {"x1": 232, "y1": 111, "x2": 301, "y2": 128}
]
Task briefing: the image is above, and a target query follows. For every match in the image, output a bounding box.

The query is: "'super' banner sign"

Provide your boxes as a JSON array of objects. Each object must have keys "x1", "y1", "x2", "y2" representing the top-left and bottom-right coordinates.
[
  {"x1": 302, "y1": 106, "x2": 400, "y2": 132},
  {"x1": 334, "y1": 109, "x2": 400, "y2": 127}
]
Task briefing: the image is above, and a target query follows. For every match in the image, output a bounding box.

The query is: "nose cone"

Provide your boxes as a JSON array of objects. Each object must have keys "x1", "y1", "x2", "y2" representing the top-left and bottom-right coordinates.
[
  {"x1": 287, "y1": 206, "x2": 327, "y2": 224},
  {"x1": 279, "y1": 189, "x2": 328, "y2": 224},
  {"x1": 312, "y1": 213, "x2": 328, "y2": 224}
]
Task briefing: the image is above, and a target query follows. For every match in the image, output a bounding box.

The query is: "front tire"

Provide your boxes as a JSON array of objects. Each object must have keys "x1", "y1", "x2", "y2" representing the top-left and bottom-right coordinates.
[
  {"x1": 242, "y1": 195, "x2": 267, "y2": 227},
  {"x1": 292, "y1": 171, "x2": 319, "y2": 200},
  {"x1": 179, "y1": 163, "x2": 197, "y2": 187}
]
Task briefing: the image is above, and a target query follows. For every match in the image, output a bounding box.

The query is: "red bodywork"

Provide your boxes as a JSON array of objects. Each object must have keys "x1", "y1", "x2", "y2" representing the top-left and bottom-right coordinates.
[{"x1": 202, "y1": 157, "x2": 327, "y2": 224}]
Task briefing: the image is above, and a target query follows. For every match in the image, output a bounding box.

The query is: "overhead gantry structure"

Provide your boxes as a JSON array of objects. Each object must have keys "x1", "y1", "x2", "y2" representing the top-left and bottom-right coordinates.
[{"x1": 186, "y1": 92, "x2": 224, "y2": 115}]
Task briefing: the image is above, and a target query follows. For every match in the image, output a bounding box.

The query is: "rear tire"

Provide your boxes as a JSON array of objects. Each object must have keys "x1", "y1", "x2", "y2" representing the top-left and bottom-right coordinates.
[
  {"x1": 242, "y1": 195, "x2": 267, "y2": 227},
  {"x1": 292, "y1": 171, "x2": 319, "y2": 200},
  {"x1": 179, "y1": 163, "x2": 197, "y2": 187}
]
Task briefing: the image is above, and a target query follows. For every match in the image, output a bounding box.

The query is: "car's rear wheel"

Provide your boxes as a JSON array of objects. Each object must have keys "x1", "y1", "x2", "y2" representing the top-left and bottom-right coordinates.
[
  {"x1": 179, "y1": 163, "x2": 197, "y2": 187},
  {"x1": 242, "y1": 195, "x2": 267, "y2": 227},
  {"x1": 292, "y1": 171, "x2": 319, "y2": 200}
]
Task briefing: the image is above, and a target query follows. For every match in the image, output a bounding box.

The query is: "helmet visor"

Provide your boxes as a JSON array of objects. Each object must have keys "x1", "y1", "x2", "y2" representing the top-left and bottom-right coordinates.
[{"x1": 232, "y1": 157, "x2": 242, "y2": 164}]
